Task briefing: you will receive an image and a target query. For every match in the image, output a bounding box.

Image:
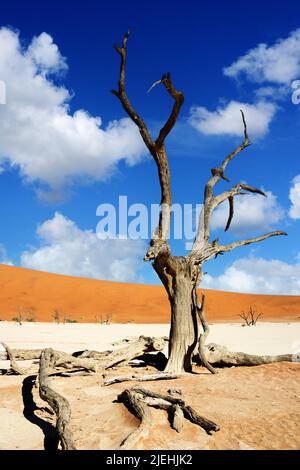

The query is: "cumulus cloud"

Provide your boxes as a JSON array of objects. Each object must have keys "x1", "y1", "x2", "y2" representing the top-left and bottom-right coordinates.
[
  {"x1": 0, "y1": 28, "x2": 146, "y2": 197},
  {"x1": 289, "y1": 175, "x2": 300, "y2": 219},
  {"x1": 202, "y1": 256, "x2": 300, "y2": 295},
  {"x1": 211, "y1": 191, "x2": 284, "y2": 234},
  {"x1": 224, "y1": 28, "x2": 300, "y2": 85},
  {"x1": 21, "y1": 212, "x2": 145, "y2": 282},
  {"x1": 189, "y1": 100, "x2": 277, "y2": 138},
  {"x1": 190, "y1": 30, "x2": 300, "y2": 139}
]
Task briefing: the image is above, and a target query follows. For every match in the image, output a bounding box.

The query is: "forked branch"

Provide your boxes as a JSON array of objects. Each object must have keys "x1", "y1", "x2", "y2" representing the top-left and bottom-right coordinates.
[
  {"x1": 190, "y1": 110, "x2": 287, "y2": 262},
  {"x1": 192, "y1": 110, "x2": 251, "y2": 250}
]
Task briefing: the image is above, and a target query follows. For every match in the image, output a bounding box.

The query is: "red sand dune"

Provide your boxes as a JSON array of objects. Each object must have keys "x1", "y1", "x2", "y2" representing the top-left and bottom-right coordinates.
[{"x1": 0, "y1": 264, "x2": 299, "y2": 323}]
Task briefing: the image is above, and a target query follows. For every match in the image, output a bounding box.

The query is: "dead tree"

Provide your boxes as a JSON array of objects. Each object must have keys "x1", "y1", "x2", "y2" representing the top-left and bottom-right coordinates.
[
  {"x1": 112, "y1": 31, "x2": 287, "y2": 374},
  {"x1": 239, "y1": 307, "x2": 262, "y2": 326}
]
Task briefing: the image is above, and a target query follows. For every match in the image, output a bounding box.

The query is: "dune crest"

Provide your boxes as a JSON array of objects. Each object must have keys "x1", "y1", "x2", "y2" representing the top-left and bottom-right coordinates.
[{"x1": 0, "y1": 264, "x2": 299, "y2": 323}]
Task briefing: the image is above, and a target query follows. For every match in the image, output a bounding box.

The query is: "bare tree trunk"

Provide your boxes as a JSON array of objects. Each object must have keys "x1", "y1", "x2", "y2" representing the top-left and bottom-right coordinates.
[{"x1": 164, "y1": 269, "x2": 198, "y2": 374}]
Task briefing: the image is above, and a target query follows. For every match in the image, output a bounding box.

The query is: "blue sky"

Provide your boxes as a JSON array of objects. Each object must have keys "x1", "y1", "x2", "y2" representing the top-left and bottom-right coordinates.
[{"x1": 0, "y1": 0, "x2": 299, "y2": 294}]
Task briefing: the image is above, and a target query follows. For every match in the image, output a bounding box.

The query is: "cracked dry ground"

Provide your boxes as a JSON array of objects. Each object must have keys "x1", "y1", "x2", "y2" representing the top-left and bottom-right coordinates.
[{"x1": 0, "y1": 361, "x2": 299, "y2": 450}]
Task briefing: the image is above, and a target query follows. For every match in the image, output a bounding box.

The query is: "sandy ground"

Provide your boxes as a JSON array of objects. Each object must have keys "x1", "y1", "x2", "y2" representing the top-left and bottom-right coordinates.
[
  {"x1": 1, "y1": 264, "x2": 300, "y2": 323},
  {"x1": 0, "y1": 322, "x2": 300, "y2": 450}
]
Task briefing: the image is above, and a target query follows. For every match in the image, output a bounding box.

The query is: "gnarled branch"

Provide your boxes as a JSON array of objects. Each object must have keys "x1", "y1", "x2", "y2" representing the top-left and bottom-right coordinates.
[
  {"x1": 191, "y1": 110, "x2": 251, "y2": 251},
  {"x1": 216, "y1": 230, "x2": 287, "y2": 255},
  {"x1": 191, "y1": 293, "x2": 217, "y2": 374},
  {"x1": 112, "y1": 31, "x2": 183, "y2": 260}
]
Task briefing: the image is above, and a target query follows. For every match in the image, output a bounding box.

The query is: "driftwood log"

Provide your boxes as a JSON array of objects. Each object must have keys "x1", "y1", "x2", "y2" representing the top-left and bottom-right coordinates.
[
  {"x1": 76, "y1": 336, "x2": 167, "y2": 369},
  {"x1": 1, "y1": 342, "x2": 29, "y2": 375},
  {"x1": 117, "y1": 386, "x2": 219, "y2": 448},
  {"x1": 39, "y1": 348, "x2": 76, "y2": 450},
  {"x1": 103, "y1": 372, "x2": 182, "y2": 386},
  {"x1": 0, "y1": 348, "x2": 42, "y2": 361},
  {"x1": 50, "y1": 350, "x2": 97, "y2": 372},
  {"x1": 204, "y1": 343, "x2": 300, "y2": 367}
]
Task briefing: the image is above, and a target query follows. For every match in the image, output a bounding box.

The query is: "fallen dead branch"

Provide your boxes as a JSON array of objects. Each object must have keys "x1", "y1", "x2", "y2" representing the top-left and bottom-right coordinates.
[
  {"x1": 117, "y1": 386, "x2": 219, "y2": 448},
  {"x1": 1, "y1": 342, "x2": 29, "y2": 375},
  {"x1": 57, "y1": 370, "x2": 94, "y2": 377},
  {"x1": 39, "y1": 348, "x2": 76, "y2": 450},
  {"x1": 103, "y1": 372, "x2": 182, "y2": 386},
  {"x1": 0, "y1": 348, "x2": 42, "y2": 361},
  {"x1": 204, "y1": 343, "x2": 300, "y2": 367},
  {"x1": 76, "y1": 335, "x2": 167, "y2": 370},
  {"x1": 50, "y1": 350, "x2": 97, "y2": 372}
]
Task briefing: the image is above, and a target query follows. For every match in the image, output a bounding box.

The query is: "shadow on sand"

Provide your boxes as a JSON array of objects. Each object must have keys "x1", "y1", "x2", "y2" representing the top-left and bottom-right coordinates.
[{"x1": 22, "y1": 375, "x2": 59, "y2": 451}]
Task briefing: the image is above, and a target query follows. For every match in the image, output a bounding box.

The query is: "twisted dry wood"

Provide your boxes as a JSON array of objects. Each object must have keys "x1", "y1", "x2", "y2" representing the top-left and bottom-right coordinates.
[
  {"x1": 171, "y1": 404, "x2": 184, "y2": 432},
  {"x1": 39, "y1": 348, "x2": 76, "y2": 450},
  {"x1": 1, "y1": 336, "x2": 167, "y2": 373},
  {"x1": 118, "y1": 388, "x2": 152, "y2": 449},
  {"x1": 191, "y1": 291, "x2": 217, "y2": 374},
  {"x1": 117, "y1": 386, "x2": 219, "y2": 446}
]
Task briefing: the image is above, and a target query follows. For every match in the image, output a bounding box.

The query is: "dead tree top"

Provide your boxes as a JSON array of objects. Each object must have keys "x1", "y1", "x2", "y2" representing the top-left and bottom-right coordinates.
[{"x1": 111, "y1": 31, "x2": 287, "y2": 275}]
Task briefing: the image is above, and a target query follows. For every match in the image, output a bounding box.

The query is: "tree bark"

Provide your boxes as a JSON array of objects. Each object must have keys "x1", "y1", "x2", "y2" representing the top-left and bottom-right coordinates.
[{"x1": 163, "y1": 262, "x2": 198, "y2": 374}]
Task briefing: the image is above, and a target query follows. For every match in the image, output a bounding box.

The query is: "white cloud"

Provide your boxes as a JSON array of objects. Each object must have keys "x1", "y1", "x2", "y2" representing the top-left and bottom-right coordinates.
[
  {"x1": 20, "y1": 212, "x2": 145, "y2": 282},
  {"x1": 202, "y1": 256, "x2": 300, "y2": 295},
  {"x1": 189, "y1": 100, "x2": 277, "y2": 138},
  {"x1": 289, "y1": 175, "x2": 300, "y2": 219},
  {"x1": 0, "y1": 28, "x2": 146, "y2": 197},
  {"x1": 26, "y1": 32, "x2": 67, "y2": 73},
  {"x1": 0, "y1": 244, "x2": 13, "y2": 265},
  {"x1": 224, "y1": 28, "x2": 300, "y2": 84},
  {"x1": 211, "y1": 191, "x2": 284, "y2": 234}
]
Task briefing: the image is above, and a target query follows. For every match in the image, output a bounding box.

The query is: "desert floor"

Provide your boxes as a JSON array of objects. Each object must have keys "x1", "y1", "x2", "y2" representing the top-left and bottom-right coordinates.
[{"x1": 0, "y1": 322, "x2": 300, "y2": 450}]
